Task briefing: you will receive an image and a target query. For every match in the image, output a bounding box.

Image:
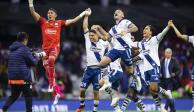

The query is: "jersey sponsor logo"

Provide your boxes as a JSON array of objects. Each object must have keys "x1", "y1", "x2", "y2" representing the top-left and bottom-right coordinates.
[
  {"x1": 45, "y1": 29, "x2": 57, "y2": 34},
  {"x1": 54, "y1": 23, "x2": 59, "y2": 27},
  {"x1": 90, "y1": 46, "x2": 101, "y2": 52},
  {"x1": 154, "y1": 77, "x2": 159, "y2": 81}
]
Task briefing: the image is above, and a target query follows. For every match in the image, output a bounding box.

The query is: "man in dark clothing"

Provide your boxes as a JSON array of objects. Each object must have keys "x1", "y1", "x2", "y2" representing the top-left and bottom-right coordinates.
[
  {"x1": 160, "y1": 48, "x2": 181, "y2": 112},
  {"x1": 0, "y1": 32, "x2": 39, "y2": 112}
]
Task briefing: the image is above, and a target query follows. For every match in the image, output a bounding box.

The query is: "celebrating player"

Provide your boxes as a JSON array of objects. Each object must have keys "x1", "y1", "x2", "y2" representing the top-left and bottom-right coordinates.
[
  {"x1": 168, "y1": 20, "x2": 194, "y2": 112},
  {"x1": 76, "y1": 8, "x2": 109, "y2": 112},
  {"x1": 28, "y1": 0, "x2": 90, "y2": 104},
  {"x1": 92, "y1": 8, "x2": 140, "y2": 107},
  {"x1": 125, "y1": 20, "x2": 174, "y2": 112}
]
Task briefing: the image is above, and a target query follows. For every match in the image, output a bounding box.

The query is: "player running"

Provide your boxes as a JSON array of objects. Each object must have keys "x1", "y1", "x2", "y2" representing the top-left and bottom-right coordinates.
[
  {"x1": 28, "y1": 0, "x2": 90, "y2": 104},
  {"x1": 168, "y1": 20, "x2": 194, "y2": 112},
  {"x1": 125, "y1": 20, "x2": 174, "y2": 112},
  {"x1": 76, "y1": 9, "x2": 109, "y2": 112}
]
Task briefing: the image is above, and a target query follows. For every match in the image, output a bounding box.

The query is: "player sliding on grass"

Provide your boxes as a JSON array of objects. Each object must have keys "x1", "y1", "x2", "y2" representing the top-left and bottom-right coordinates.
[
  {"x1": 168, "y1": 20, "x2": 194, "y2": 112},
  {"x1": 28, "y1": 0, "x2": 90, "y2": 105}
]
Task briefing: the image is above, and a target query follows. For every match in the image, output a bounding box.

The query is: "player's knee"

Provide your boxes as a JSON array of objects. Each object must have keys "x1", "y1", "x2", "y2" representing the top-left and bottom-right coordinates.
[
  {"x1": 99, "y1": 56, "x2": 112, "y2": 68},
  {"x1": 126, "y1": 66, "x2": 134, "y2": 74},
  {"x1": 99, "y1": 79, "x2": 105, "y2": 87},
  {"x1": 149, "y1": 85, "x2": 158, "y2": 93},
  {"x1": 48, "y1": 56, "x2": 56, "y2": 66}
]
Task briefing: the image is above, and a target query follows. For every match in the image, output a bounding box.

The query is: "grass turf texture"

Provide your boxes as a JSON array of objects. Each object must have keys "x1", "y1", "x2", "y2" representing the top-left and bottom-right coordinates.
[{"x1": 70, "y1": 110, "x2": 190, "y2": 112}]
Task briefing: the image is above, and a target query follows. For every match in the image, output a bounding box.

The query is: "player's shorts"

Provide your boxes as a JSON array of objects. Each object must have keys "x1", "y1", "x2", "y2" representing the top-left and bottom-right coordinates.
[
  {"x1": 42, "y1": 47, "x2": 60, "y2": 66},
  {"x1": 108, "y1": 70, "x2": 123, "y2": 91},
  {"x1": 144, "y1": 66, "x2": 160, "y2": 83},
  {"x1": 106, "y1": 48, "x2": 132, "y2": 67},
  {"x1": 192, "y1": 65, "x2": 194, "y2": 81},
  {"x1": 80, "y1": 67, "x2": 101, "y2": 90},
  {"x1": 129, "y1": 76, "x2": 149, "y2": 95}
]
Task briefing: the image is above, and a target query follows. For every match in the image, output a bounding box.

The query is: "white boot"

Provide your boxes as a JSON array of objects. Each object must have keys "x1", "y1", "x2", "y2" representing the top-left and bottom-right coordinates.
[
  {"x1": 111, "y1": 90, "x2": 120, "y2": 107},
  {"x1": 190, "y1": 106, "x2": 194, "y2": 112},
  {"x1": 99, "y1": 76, "x2": 111, "y2": 91}
]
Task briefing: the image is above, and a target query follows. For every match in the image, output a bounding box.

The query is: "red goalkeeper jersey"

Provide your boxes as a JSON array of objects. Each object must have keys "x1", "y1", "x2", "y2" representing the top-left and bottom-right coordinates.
[{"x1": 38, "y1": 17, "x2": 66, "y2": 50}]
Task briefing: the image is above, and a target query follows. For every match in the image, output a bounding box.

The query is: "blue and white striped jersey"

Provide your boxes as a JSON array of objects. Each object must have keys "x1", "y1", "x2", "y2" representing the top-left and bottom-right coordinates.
[
  {"x1": 84, "y1": 32, "x2": 109, "y2": 66},
  {"x1": 108, "y1": 19, "x2": 134, "y2": 50}
]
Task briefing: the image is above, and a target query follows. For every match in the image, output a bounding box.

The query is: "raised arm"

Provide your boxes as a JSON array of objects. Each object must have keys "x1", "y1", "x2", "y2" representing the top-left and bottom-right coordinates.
[
  {"x1": 83, "y1": 9, "x2": 91, "y2": 33},
  {"x1": 156, "y1": 20, "x2": 171, "y2": 42},
  {"x1": 169, "y1": 20, "x2": 188, "y2": 42},
  {"x1": 28, "y1": 0, "x2": 40, "y2": 22},
  {"x1": 66, "y1": 8, "x2": 91, "y2": 27},
  {"x1": 92, "y1": 25, "x2": 111, "y2": 41}
]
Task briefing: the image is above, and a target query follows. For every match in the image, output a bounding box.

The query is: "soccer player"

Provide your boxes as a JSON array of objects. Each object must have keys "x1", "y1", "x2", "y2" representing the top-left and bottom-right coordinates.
[
  {"x1": 120, "y1": 42, "x2": 147, "y2": 112},
  {"x1": 125, "y1": 20, "x2": 173, "y2": 112},
  {"x1": 169, "y1": 20, "x2": 194, "y2": 112},
  {"x1": 92, "y1": 8, "x2": 139, "y2": 107},
  {"x1": 99, "y1": 45, "x2": 124, "y2": 112},
  {"x1": 76, "y1": 9, "x2": 109, "y2": 112},
  {"x1": 28, "y1": 0, "x2": 90, "y2": 104}
]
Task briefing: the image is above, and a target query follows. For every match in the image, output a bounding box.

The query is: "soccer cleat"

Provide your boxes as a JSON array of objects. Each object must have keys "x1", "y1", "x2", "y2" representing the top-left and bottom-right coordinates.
[
  {"x1": 53, "y1": 93, "x2": 60, "y2": 105},
  {"x1": 76, "y1": 105, "x2": 85, "y2": 112},
  {"x1": 159, "y1": 106, "x2": 168, "y2": 112},
  {"x1": 190, "y1": 106, "x2": 194, "y2": 112},
  {"x1": 99, "y1": 82, "x2": 111, "y2": 91},
  {"x1": 114, "y1": 108, "x2": 123, "y2": 112},
  {"x1": 48, "y1": 84, "x2": 53, "y2": 92},
  {"x1": 111, "y1": 92, "x2": 120, "y2": 107}
]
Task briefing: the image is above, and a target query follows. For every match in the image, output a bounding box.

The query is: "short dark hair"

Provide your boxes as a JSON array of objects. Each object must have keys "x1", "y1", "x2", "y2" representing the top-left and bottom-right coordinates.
[
  {"x1": 116, "y1": 8, "x2": 125, "y2": 14},
  {"x1": 89, "y1": 29, "x2": 96, "y2": 33},
  {"x1": 17, "y1": 32, "x2": 29, "y2": 42},
  {"x1": 48, "y1": 8, "x2": 57, "y2": 14},
  {"x1": 147, "y1": 25, "x2": 156, "y2": 36}
]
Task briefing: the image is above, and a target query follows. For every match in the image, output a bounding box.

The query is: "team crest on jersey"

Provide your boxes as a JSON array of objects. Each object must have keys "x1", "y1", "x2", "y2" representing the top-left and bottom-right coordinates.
[{"x1": 90, "y1": 46, "x2": 101, "y2": 52}]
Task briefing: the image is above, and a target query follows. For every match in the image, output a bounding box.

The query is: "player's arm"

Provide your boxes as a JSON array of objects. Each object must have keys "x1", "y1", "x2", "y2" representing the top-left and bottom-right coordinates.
[
  {"x1": 66, "y1": 8, "x2": 91, "y2": 26},
  {"x1": 120, "y1": 23, "x2": 138, "y2": 36},
  {"x1": 94, "y1": 25, "x2": 111, "y2": 41},
  {"x1": 28, "y1": 0, "x2": 40, "y2": 22},
  {"x1": 83, "y1": 13, "x2": 89, "y2": 33},
  {"x1": 127, "y1": 23, "x2": 138, "y2": 33},
  {"x1": 156, "y1": 20, "x2": 171, "y2": 41},
  {"x1": 169, "y1": 21, "x2": 188, "y2": 42}
]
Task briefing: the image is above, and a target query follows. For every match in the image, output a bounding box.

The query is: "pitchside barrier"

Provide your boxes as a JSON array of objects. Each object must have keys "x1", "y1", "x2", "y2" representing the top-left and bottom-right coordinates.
[{"x1": 0, "y1": 99, "x2": 192, "y2": 111}]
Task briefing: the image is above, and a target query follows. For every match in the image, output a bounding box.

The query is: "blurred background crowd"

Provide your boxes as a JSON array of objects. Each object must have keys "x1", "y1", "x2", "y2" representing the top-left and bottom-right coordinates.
[{"x1": 0, "y1": 0, "x2": 194, "y2": 100}]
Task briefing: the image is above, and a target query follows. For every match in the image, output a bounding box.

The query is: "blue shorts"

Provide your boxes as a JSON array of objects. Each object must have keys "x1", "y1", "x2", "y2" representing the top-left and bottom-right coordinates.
[
  {"x1": 192, "y1": 65, "x2": 194, "y2": 81},
  {"x1": 144, "y1": 66, "x2": 160, "y2": 83},
  {"x1": 108, "y1": 70, "x2": 123, "y2": 90},
  {"x1": 130, "y1": 77, "x2": 149, "y2": 95},
  {"x1": 80, "y1": 67, "x2": 101, "y2": 90},
  {"x1": 106, "y1": 48, "x2": 133, "y2": 67}
]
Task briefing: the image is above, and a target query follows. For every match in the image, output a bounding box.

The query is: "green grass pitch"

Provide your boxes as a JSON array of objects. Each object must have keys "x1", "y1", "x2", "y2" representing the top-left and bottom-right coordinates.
[{"x1": 70, "y1": 110, "x2": 189, "y2": 112}]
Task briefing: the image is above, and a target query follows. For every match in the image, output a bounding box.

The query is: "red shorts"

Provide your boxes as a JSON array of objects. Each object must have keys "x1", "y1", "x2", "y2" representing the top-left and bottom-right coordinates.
[{"x1": 42, "y1": 47, "x2": 60, "y2": 66}]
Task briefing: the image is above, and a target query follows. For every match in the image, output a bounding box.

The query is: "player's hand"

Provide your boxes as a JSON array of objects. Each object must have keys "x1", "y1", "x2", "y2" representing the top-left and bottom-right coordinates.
[
  {"x1": 34, "y1": 51, "x2": 46, "y2": 59},
  {"x1": 168, "y1": 20, "x2": 174, "y2": 27},
  {"x1": 91, "y1": 25, "x2": 100, "y2": 30},
  {"x1": 28, "y1": 0, "x2": 33, "y2": 4},
  {"x1": 85, "y1": 8, "x2": 92, "y2": 16},
  {"x1": 120, "y1": 31, "x2": 128, "y2": 36}
]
